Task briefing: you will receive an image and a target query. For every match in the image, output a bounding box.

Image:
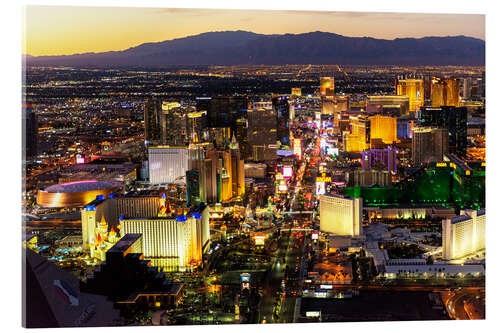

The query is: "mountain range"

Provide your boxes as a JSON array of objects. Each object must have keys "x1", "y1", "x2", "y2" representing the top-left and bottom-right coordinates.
[{"x1": 24, "y1": 30, "x2": 485, "y2": 67}]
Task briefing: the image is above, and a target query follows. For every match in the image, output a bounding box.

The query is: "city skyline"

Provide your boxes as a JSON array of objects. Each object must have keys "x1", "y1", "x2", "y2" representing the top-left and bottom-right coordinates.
[
  {"x1": 21, "y1": 5, "x2": 486, "y2": 328},
  {"x1": 23, "y1": 6, "x2": 485, "y2": 56}
]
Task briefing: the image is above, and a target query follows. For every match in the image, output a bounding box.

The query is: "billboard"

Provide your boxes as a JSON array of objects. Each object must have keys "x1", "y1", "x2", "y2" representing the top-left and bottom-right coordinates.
[
  {"x1": 76, "y1": 154, "x2": 86, "y2": 164},
  {"x1": 293, "y1": 138, "x2": 302, "y2": 160},
  {"x1": 253, "y1": 235, "x2": 266, "y2": 246},
  {"x1": 282, "y1": 166, "x2": 293, "y2": 178},
  {"x1": 327, "y1": 147, "x2": 339, "y2": 156},
  {"x1": 316, "y1": 182, "x2": 326, "y2": 196}
]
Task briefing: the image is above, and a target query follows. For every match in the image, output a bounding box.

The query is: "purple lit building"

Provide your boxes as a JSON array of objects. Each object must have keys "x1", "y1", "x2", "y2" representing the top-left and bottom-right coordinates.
[{"x1": 361, "y1": 148, "x2": 398, "y2": 173}]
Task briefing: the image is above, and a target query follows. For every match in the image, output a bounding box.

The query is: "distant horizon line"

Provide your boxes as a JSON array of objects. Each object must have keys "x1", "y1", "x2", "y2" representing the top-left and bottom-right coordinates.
[{"x1": 24, "y1": 30, "x2": 485, "y2": 58}]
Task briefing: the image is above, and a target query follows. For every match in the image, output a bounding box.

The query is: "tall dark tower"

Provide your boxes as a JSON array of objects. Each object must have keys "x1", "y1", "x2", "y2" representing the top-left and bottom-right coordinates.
[
  {"x1": 196, "y1": 96, "x2": 248, "y2": 130},
  {"x1": 235, "y1": 118, "x2": 249, "y2": 159},
  {"x1": 23, "y1": 103, "x2": 37, "y2": 161},
  {"x1": 272, "y1": 96, "x2": 290, "y2": 149},
  {"x1": 144, "y1": 98, "x2": 162, "y2": 145},
  {"x1": 419, "y1": 106, "x2": 467, "y2": 158}
]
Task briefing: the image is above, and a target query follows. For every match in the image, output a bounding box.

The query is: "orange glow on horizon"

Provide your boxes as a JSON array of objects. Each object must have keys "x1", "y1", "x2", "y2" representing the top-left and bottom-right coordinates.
[{"x1": 23, "y1": 6, "x2": 485, "y2": 57}]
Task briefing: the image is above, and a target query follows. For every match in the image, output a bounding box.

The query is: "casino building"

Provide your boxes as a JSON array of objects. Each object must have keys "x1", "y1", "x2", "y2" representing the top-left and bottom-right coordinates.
[
  {"x1": 81, "y1": 193, "x2": 210, "y2": 272},
  {"x1": 319, "y1": 194, "x2": 363, "y2": 237},
  {"x1": 36, "y1": 180, "x2": 121, "y2": 208},
  {"x1": 442, "y1": 209, "x2": 485, "y2": 260}
]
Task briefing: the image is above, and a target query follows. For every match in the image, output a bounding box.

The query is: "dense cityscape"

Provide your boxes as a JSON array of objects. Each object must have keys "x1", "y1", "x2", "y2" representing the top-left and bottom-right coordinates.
[{"x1": 22, "y1": 59, "x2": 485, "y2": 327}]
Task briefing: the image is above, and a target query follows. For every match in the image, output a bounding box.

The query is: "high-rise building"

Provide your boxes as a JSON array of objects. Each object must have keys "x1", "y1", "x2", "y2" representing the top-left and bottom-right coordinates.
[
  {"x1": 81, "y1": 193, "x2": 181, "y2": 250},
  {"x1": 273, "y1": 96, "x2": 290, "y2": 148},
  {"x1": 320, "y1": 77, "x2": 335, "y2": 98},
  {"x1": 461, "y1": 78, "x2": 472, "y2": 100},
  {"x1": 361, "y1": 148, "x2": 398, "y2": 173},
  {"x1": 186, "y1": 170, "x2": 200, "y2": 207},
  {"x1": 202, "y1": 143, "x2": 245, "y2": 203},
  {"x1": 419, "y1": 106, "x2": 467, "y2": 157},
  {"x1": 196, "y1": 96, "x2": 248, "y2": 130},
  {"x1": 148, "y1": 146, "x2": 190, "y2": 185},
  {"x1": 291, "y1": 87, "x2": 302, "y2": 96},
  {"x1": 431, "y1": 77, "x2": 460, "y2": 107},
  {"x1": 395, "y1": 78, "x2": 424, "y2": 112},
  {"x1": 347, "y1": 170, "x2": 392, "y2": 187},
  {"x1": 199, "y1": 156, "x2": 219, "y2": 203},
  {"x1": 412, "y1": 127, "x2": 448, "y2": 165},
  {"x1": 369, "y1": 115, "x2": 397, "y2": 145},
  {"x1": 144, "y1": 98, "x2": 162, "y2": 145},
  {"x1": 229, "y1": 137, "x2": 245, "y2": 199},
  {"x1": 319, "y1": 194, "x2": 362, "y2": 237},
  {"x1": 160, "y1": 102, "x2": 186, "y2": 146},
  {"x1": 442, "y1": 209, "x2": 485, "y2": 260},
  {"x1": 343, "y1": 116, "x2": 370, "y2": 153},
  {"x1": 207, "y1": 127, "x2": 232, "y2": 148},
  {"x1": 144, "y1": 99, "x2": 186, "y2": 146},
  {"x1": 397, "y1": 117, "x2": 416, "y2": 139},
  {"x1": 366, "y1": 96, "x2": 410, "y2": 116},
  {"x1": 23, "y1": 103, "x2": 38, "y2": 160},
  {"x1": 321, "y1": 99, "x2": 334, "y2": 115},
  {"x1": 247, "y1": 108, "x2": 277, "y2": 161},
  {"x1": 187, "y1": 111, "x2": 208, "y2": 144},
  {"x1": 235, "y1": 118, "x2": 249, "y2": 159},
  {"x1": 120, "y1": 204, "x2": 210, "y2": 271}
]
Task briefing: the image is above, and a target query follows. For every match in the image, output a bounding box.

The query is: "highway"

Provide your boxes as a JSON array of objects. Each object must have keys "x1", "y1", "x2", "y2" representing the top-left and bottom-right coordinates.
[{"x1": 442, "y1": 288, "x2": 485, "y2": 320}]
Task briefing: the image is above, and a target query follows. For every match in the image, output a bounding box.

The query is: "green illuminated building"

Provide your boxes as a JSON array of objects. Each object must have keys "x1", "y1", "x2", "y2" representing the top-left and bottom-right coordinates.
[{"x1": 343, "y1": 156, "x2": 484, "y2": 210}]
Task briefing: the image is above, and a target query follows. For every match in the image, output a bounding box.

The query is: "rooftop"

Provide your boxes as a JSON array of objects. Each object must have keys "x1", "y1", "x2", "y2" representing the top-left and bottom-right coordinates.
[
  {"x1": 107, "y1": 233, "x2": 142, "y2": 254},
  {"x1": 43, "y1": 180, "x2": 121, "y2": 193}
]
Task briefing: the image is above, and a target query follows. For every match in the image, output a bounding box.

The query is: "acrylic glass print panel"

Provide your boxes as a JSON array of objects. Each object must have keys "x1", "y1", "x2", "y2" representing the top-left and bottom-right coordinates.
[{"x1": 22, "y1": 5, "x2": 485, "y2": 327}]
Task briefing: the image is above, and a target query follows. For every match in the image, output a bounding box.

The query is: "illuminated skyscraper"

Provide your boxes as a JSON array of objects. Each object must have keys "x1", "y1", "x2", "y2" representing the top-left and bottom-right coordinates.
[
  {"x1": 291, "y1": 87, "x2": 302, "y2": 96},
  {"x1": 369, "y1": 115, "x2": 397, "y2": 145},
  {"x1": 320, "y1": 77, "x2": 335, "y2": 98},
  {"x1": 199, "y1": 156, "x2": 219, "y2": 203},
  {"x1": 148, "y1": 146, "x2": 190, "y2": 185},
  {"x1": 229, "y1": 136, "x2": 245, "y2": 198},
  {"x1": 273, "y1": 96, "x2": 290, "y2": 148},
  {"x1": 431, "y1": 77, "x2": 460, "y2": 107},
  {"x1": 319, "y1": 194, "x2": 362, "y2": 237},
  {"x1": 203, "y1": 144, "x2": 244, "y2": 203},
  {"x1": 144, "y1": 99, "x2": 186, "y2": 146},
  {"x1": 187, "y1": 111, "x2": 208, "y2": 144},
  {"x1": 395, "y1": 78, "x2": 424, "y2": 112},
  {"x1": 160, "y1": 102, "x2": 186, "y2": 146},
  {"x1": 81, "y1": 193, "x2": 176, "y2": 250},
  {"x1": 23, "y1": 103, "x2": 38, "y2": 160},
  {"x1": 412, "y1": 127, "x2": 448, "y2": 165},
  {"x1": 419, "y1": 106, "x2": 467, "y2": 157},
  {"x1": 366, "y1": 96, "x2": 409, "y2": 116},
  {"x1": 343, "y1": 116, "x2": 370, "y2": 153},
  {"x1": 442, "y1": 209, "x2": 485, "y2": 260},
  {"x1": 461, "y1": 77, "x2": 472, "y2": 100},
  {"x1": 120, "y1": 211, "x2": 208, "y2": 271}
]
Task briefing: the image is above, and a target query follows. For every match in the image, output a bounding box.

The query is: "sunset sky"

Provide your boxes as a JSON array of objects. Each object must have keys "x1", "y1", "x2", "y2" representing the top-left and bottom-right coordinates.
[{"x1": 23, "y1": 6, "x2": 485, "y2": 56}]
